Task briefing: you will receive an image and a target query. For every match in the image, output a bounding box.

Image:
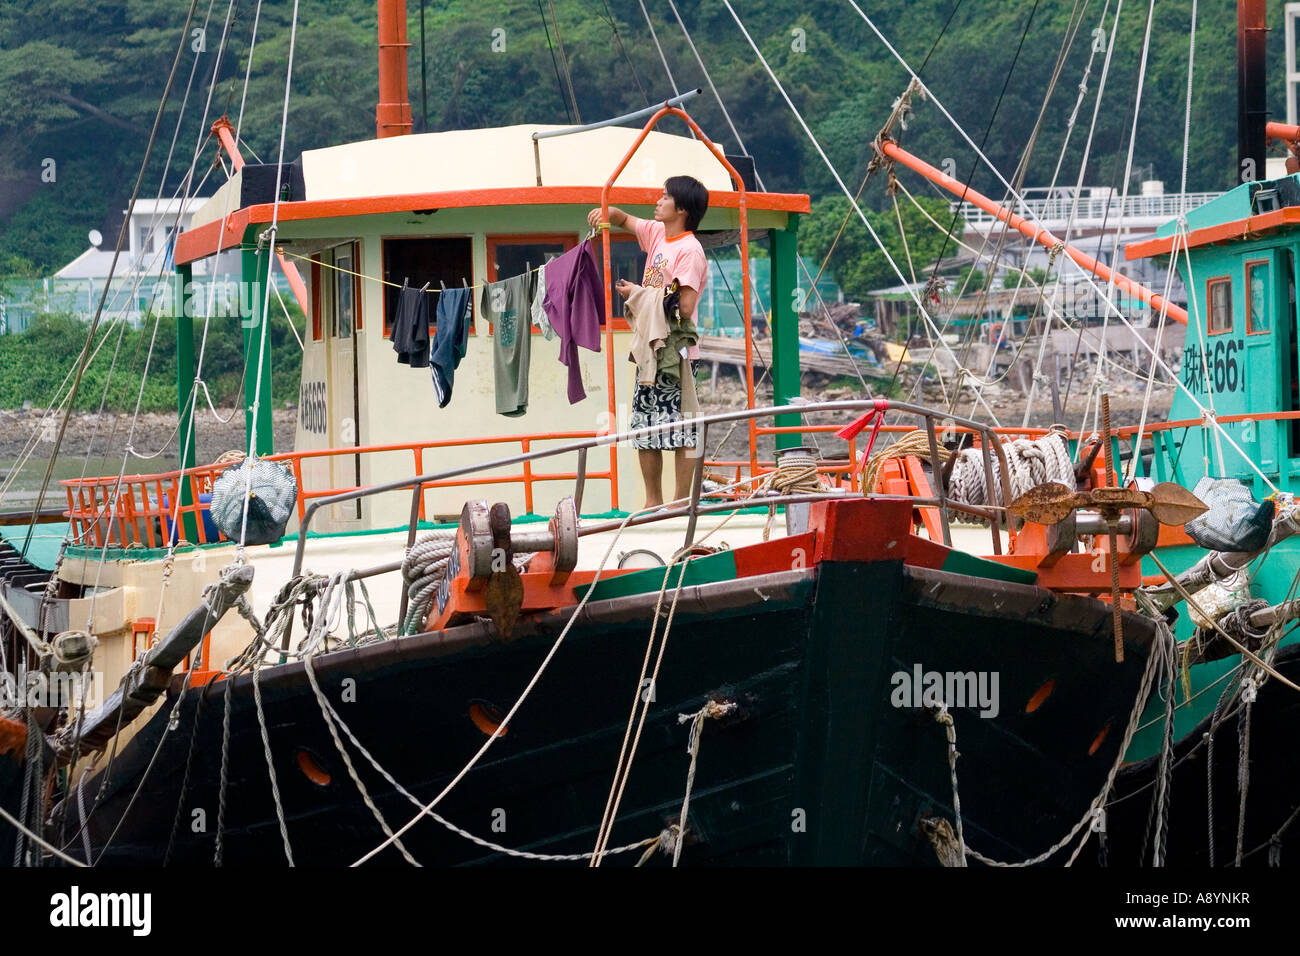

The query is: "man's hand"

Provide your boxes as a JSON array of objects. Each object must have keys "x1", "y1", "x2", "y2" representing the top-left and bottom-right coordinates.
[
  {"x1": 615, "y1": 278, "x2": 635, "y2": 299},
  {"x1": 588, "y1": 206, "x2": 629, "y2": 230}
]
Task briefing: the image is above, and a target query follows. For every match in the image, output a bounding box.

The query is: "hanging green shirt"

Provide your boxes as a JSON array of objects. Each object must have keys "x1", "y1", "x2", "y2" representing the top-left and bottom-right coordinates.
[{"x1": 482, "y1": 272, "x2": 534, "y2": 416}]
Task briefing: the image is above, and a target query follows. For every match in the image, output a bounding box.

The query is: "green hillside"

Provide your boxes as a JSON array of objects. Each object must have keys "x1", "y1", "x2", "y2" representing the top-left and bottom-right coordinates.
[
  {"x1": 0, "y1": 1, "x2": 1289, "y2": 409},
  {"x1": 0, "y1": 0, "x2": 1288, "y2": 272}
]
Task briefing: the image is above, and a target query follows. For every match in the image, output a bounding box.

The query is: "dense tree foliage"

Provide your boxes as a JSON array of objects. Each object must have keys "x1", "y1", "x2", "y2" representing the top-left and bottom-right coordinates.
[
  {"x1": 0, "y1": 0, "x2": 1289, "y2": 366},
  {"x1": 0, "y1": 306, "x2": 303, "y2": 412}
]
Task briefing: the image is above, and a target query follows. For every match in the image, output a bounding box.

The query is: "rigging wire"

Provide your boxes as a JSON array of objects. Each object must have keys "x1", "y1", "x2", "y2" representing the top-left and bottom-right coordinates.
[
  {"x1": 663, "y1": 0, "x2": 868, "y2": 392},
  {"x1": 895, "y1": 179, "x2": 1170, "y2": 387},
  {"x1": 637, "y1": 0, "x2": 680, "y2": 98},
  {"x1": 85, "y1": 0, "x2": 245, "y2": 628},
  {"x1": 1083, "y1": 0, "x2": 1160, "y2": 443},
  {"x1": 53, "y1": 0, "x2": 241, "y2": 841},
  {"x1": 845, "y1": 1, "x2": 1276, "y2": 492},
  {"x1": 546, "y1": 0, "x2": 582, "y2": 123},
  {"x1": 234, "y1": 0, "x2": 263, "y2": 144},
  {"x1": 535, "y1": 0, "x2": 573, "y2": 123},
  {"x1": 884, "y1": 0, "x2": 1043, "y2": 409},
  {"x1": 419, "y1": 0, "x2": 428, "y2": 131},
  {"x1": 718, "y1": 0, "x2": 1001, "y2": 424},
  {"x1": 958, "y1": 0, "x2": 1090, "y2": 413},
  {"x1": 238, "y1": 0, "x2": 299, "y2": 555},
  {"x1": 1018, "y1": 0, "x2": 1120, "y2": 427},
  {"x1": 16, "y1": 0, "x2": 205, "y2": 561},
  {"x1": 598, "y1": 0, "x2": 650, "y2": 107}
]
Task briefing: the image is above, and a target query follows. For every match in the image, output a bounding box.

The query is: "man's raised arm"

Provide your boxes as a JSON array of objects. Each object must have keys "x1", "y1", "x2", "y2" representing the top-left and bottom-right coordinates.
[{"x1": 587, "y1": 206, "x2": 639, "y2": 233}]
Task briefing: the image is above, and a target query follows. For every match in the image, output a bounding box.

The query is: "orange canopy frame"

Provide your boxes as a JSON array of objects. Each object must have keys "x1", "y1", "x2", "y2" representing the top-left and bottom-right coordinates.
[{"x1": 598, "y1": 105, "x2": 759, "y2": 480}]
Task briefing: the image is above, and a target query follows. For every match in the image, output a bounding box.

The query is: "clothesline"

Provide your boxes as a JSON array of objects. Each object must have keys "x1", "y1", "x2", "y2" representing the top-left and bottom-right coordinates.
[
  {"x1": 275, "y1": 225, "x2": 606, "y2": 295},
  {"x1": 277, "y1": 246, "x2": 552, "y2": 295}
]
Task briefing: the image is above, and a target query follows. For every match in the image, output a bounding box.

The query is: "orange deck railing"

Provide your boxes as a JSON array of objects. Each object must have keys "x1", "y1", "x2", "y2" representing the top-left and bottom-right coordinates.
[
  {"x1": 61, "y1": 432, "x2": 612, "y2": 549},
  {"x1": 70, "y1": 405, "x2": 1289, "y2": 552}
]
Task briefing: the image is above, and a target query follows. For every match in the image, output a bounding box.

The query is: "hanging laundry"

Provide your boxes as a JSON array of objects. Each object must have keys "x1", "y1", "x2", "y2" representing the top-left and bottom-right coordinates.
[
  {"x1": 430, "y1": 286, "x2": 473, "y2": 408},
  {"x1": 635, "y1": 217, "x2": 707, "y2": 360},
  {"x1": 391, "y1": 281, "x2": 430, "y2": 368},
  {"x1": 542, "y1": 241, "x2": 603, "y2": 404},
  {"x1": 531, "y1": 266, "x2": 556, "y2": 341},
  {"x1": 656, "y1": 281, "x2": 699, "y2": 381},
  {"x1": 481, "y1": 272, "x2": 533, "y2": 417},
  {"x1": 622, "y1": 283, "x2": 669, "y2": 385}
]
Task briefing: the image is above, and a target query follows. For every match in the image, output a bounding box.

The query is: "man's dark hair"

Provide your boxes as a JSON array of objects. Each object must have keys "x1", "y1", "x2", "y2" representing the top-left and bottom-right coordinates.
[{"x1": 665, "y1": 175, "x2": 709, "y2": 231}]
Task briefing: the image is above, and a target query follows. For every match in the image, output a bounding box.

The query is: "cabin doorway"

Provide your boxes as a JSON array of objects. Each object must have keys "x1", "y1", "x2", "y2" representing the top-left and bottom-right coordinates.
[{"x1": 326, "y1": 242, "x2": 362, "y2": 521}]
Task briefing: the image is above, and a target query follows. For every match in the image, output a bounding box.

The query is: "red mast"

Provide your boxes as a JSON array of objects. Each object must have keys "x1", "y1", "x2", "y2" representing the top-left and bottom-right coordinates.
[{"x1": 377, "y1": 0, "x2": 413, "y2": 138}]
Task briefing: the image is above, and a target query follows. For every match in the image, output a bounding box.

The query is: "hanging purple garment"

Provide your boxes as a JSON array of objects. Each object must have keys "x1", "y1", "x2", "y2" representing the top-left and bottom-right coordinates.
[{"x1": 542, "y1": 241, "x2": 604, "y2": 403}]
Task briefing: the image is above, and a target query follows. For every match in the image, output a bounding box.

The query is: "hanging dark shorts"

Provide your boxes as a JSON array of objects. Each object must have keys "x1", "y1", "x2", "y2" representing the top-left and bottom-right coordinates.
[{"x1": 630, "y1": 369, "x2": 698, "y2": 450}]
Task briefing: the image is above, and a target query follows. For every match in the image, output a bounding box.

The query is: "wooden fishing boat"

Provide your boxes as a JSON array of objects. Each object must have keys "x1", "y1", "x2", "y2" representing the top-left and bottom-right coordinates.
[{"x1": 6, "y1": 0, "x2": 1299, "y2": 870}]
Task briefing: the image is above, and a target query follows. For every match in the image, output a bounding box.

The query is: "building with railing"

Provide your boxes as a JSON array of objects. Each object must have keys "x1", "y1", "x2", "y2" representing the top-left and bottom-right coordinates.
[
  {"x1": 957, "y1": 183, "x2": 1224, "y2": 238},
  {"x1": 0, "y1": 197, "x2": 243, "y2": 333}
]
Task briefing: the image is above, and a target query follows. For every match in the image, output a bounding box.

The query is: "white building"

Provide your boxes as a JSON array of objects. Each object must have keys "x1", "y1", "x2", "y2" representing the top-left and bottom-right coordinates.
[{"x1": 0, "y1": 197, "x2": 227, "y2": 333}]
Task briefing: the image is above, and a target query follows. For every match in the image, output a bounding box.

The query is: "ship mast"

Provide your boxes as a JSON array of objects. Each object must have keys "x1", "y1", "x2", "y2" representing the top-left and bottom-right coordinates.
[
  {"x1": 1238, "y1": 0, "x2": 1268, "y2": 182},
  {"x1": 377, "y1": 0, "x2": 413, "y2": 138}
]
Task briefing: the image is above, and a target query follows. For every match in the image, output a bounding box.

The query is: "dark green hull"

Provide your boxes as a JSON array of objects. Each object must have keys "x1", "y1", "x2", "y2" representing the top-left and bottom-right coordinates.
[{"x1": 59, "y1": 558, "x2": 1154, "y2": 866}]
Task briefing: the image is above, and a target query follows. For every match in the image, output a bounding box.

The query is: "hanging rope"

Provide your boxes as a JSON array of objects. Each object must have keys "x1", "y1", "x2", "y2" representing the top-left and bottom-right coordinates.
[
  {"x1": 934, "y1": 703, "x2": 967, "y2": 866},
  {"x1": 963, "y1": 619, "x2": 1174, "y2": 866},
  {"x1": 669, "y1": 699, "x2": 737, "y2": 867}
]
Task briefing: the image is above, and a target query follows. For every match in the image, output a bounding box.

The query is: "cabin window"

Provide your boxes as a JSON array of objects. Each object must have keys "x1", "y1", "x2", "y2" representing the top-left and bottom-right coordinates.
[
  {"x1": 382, "y1": 237, "x2": 474, "y2": 335},
  {"x1": 313, "y1": 242, "x2": 362, "y2": 339},
  {"x1": 1207, "y1": 277, "x2": 1232, "y2": 334},
  {"x1": 486, "y1": 235, "x2": 574, "y2": 282},
  {"x1": 1246, "y1": 260, "x2": 1270, "y2": 333},
  {"x1": 334, "y1": 247, "x2": 355, "y2": 338},
  {"x1": 310, "y1": 256, "x2": 323, "y2": 341},
  {"x1": 486, "y1": 235, "x2": 574, "y2": 331}
]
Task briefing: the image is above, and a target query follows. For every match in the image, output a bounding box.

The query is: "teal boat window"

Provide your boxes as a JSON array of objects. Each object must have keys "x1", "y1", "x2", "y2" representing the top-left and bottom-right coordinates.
[
  {"x1": 1246, "y1": 260, "x2": 1270, "y2": 333},
  {"x1": 1207, "y1": 277, "x2": 1232, "y2": 333}
]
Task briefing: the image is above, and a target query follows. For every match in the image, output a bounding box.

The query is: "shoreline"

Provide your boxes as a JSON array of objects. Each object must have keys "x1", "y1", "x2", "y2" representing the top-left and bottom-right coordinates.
[{"x1": 0, "y1": 382, "x2": 1172, "y2": 487}]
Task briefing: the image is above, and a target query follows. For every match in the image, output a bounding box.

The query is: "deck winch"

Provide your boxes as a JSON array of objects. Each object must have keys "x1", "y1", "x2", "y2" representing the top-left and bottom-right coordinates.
[
  {"x1": 429, "y1": 496, "x2": 580, "y2": 636},
  {"x1": 456, "y1": 496, "x2": 578, "y2": 590}
]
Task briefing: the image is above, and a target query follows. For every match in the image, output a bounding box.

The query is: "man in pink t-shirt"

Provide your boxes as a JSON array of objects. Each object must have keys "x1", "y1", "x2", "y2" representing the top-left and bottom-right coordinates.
[{"x1": 588, "y1": 175, "x2": 709, "y2": 508}]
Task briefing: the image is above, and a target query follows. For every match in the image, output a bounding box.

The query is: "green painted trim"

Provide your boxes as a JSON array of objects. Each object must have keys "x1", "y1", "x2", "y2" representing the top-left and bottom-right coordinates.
[
  {"x1": 61, "y1": 511, "x2": 638, "y2": 562},
  {"x1": 175, "y1": 262, "x2": 199, "y2": 543},
  {"x1": 940, "y1": 550, "x2": 1038, "y2": 585},
  {"x1": 241, "y1": 237, "x2": 274, "y2": 457},
  {"x1": 769, "y1": 221, "x2": 801, "y2": 450},
  {"x1": 574, "y1": 548, "x2": 739, "y2": 602}
]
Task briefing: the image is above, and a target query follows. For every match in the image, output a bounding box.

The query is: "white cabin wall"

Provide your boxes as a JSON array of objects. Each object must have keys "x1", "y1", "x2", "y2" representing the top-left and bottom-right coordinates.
[{"x1": 285, "y1": 206, "x2": 788, "y2": 526}]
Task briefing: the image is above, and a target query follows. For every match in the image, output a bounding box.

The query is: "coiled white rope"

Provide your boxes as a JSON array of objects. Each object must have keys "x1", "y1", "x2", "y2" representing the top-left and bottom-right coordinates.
[
  {"x1": 946, "y1": 431, "x2": 1076, "y2": 515},
  {"x1": 947, "y1": 432, "x2": 1075, "y2": 511},
  {"x1": 400, "y1": 531, "x2": 458, "y2": 635}
]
